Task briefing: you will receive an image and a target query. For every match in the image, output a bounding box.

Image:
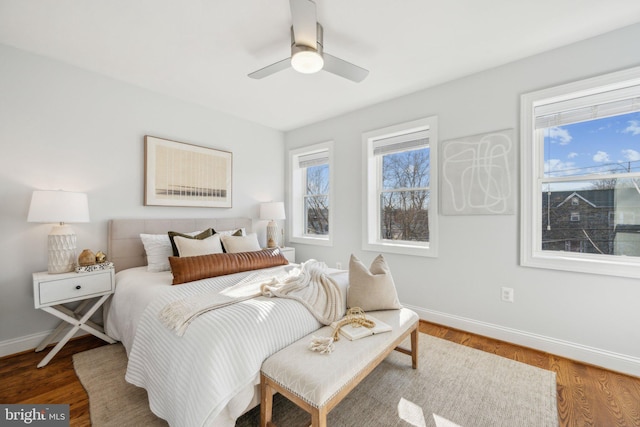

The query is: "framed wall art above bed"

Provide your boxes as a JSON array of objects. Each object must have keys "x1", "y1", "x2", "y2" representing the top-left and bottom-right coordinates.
[{"x1": 144, "y1": 136, "x2": 232, "y2": 208}]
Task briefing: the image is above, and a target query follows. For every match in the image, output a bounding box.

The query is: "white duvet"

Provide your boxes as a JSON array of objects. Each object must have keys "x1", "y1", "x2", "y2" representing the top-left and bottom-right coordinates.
[{"x1": 105, "y1": 265, "x2": 348, "y2": 427}]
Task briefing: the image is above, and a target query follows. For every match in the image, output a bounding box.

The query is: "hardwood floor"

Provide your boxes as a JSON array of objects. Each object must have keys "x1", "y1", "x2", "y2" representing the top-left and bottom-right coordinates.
[
  {"x1": 0, "y1": 335, "x2": 106, "y2": 427},
  {"x1": 1, "y1": 322, "x2": 638, "y2": 426}
]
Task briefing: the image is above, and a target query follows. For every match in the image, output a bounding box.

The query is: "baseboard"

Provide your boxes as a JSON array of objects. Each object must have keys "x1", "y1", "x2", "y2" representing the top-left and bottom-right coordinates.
[
  {"x1": 405, "y1": 304, "x2": 640, "y2": 378},
  {"x1": 0, "y1": 329, "x2": 87, "y2": 359}
]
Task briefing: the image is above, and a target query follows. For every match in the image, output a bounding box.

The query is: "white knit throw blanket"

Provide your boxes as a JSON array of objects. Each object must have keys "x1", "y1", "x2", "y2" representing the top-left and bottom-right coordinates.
[
  {"x1": 261, "y1": 260, "x2": 343, "y2": 326},
  {"x1": 159, "y1": 260, "x2": 343, "y2": 336}
]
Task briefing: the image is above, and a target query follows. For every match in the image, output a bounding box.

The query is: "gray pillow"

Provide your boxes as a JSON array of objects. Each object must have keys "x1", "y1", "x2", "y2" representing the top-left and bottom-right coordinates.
[{"x1": 347, "y1": 254, "x2": 402, "y2": 311}]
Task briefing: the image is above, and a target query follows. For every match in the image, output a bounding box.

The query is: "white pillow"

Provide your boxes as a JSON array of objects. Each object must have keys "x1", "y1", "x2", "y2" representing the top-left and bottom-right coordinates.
[
  {"x1": 140, "y1": 230, "x2": 204, "y2": 272},
  {"x1": 216, "y1": 228, "x2": 246, "y2": 237},
  {"x1": 174, "y1": 234, "x2": 223, "y2": 257},
  {"x1": 219, "y1": 233, "x2": 261, "y2": 253}
]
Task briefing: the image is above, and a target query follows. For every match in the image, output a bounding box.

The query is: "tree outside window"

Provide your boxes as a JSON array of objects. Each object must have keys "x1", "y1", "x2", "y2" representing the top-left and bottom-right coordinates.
[
  {"x1": 304, "y1": 164, "x2": 329, "y2": 235},
  {"x1": 379, "y1": 148, "x2": 430, "y2": 241}
]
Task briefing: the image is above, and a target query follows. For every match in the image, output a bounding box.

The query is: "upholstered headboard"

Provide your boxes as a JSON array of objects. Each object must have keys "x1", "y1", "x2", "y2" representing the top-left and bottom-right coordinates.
[{"x1": 107, "y1": 218, "x2": 253, "y2": 272}]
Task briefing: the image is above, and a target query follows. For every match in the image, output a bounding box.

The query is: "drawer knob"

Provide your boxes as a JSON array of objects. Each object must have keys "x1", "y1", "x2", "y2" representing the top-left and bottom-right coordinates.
[{"x1": 75, "y1": 285, "x2": 82, "y2": 290}]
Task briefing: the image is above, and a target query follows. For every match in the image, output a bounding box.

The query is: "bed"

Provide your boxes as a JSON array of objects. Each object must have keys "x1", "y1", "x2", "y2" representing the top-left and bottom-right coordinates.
[{"x1": 104, "y1": 218, "x2": 348, "y2": 427}]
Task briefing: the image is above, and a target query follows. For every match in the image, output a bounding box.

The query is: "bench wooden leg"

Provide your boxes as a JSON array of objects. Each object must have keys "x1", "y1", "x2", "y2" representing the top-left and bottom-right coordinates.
[
  {"x1": 260, "y1": 373, "x2": 274, "y2": 427},
  {"x1": 311, "y1": 406, "x2": 328, "y2": 427},
  {"x1": 394, "y1": 323, "x2": 419, "y2": 369},
  {"x1": 411, "y1": 327, "x2": 418, "y2": 369}
]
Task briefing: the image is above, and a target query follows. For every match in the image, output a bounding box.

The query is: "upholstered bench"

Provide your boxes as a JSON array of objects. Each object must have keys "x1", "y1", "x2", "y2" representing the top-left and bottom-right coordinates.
[{"x1": 260, "y1": 308, "x2": 419, "y2": 427}]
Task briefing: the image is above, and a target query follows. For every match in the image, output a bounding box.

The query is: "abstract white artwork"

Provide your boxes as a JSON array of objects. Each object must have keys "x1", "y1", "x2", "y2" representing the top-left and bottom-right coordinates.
[{"x1": 441, "y1": 129, "x2": 516, "y2": 215}]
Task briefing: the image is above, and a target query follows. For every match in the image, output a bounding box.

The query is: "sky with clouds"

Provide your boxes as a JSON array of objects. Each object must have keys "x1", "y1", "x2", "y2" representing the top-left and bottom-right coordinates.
[{"x1": 544, "y1": 111, "x2": 640, "y2": 179}]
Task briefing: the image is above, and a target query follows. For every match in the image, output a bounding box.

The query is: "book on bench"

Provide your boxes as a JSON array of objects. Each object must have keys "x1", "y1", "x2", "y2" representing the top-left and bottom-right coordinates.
[{"x1": 332, "y1": 315, "x2": 392, "y2": 341}]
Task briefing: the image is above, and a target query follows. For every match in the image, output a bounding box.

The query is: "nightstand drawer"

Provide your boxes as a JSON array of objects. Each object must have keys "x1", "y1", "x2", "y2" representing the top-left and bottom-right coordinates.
[{"x1": 35, "y1": 271, "x2": 113, "y2": 307}]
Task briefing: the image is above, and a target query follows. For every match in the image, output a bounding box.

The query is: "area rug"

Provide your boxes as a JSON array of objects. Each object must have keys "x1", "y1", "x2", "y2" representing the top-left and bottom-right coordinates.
[{"x1": 73, "y1": 333, "x2": 558, "y2": 426}]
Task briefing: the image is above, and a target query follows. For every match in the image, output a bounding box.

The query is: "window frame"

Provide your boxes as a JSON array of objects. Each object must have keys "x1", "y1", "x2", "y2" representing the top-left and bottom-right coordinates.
[
  {"x1": 521, "y1": 66, "x2": 640, "y2": 278},
  {"x1": 289, "y1": 141, "x2": 334, "y2": 247},
  {"x1": 362, "y1": 116, "x2": 438, "y2": 257}
]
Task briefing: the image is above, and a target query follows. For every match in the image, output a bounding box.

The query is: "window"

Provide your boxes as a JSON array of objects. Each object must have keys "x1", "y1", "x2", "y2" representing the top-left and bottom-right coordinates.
[
  {"x1": 362, "y1": 117, "x2": 438, "y2": 257},
  {"x1": 289, "y1": 142, "x2": 333, "y2": 246},
  {"x1": 521, "y1": 66, "x2": 640, "y2": 278}
]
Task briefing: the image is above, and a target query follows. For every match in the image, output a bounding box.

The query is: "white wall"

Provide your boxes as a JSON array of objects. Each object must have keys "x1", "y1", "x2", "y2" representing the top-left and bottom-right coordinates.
[
  {"x1": 0, "y1": 44, "x2": 284, "y2": 355},
  {"x1": 284, "y1": 24, "x2": 640, "y2": 376}
]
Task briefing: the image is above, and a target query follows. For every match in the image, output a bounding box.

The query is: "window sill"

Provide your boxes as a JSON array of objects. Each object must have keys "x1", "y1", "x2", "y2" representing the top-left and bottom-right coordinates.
[
  {"x1": 362, "y1": 241, "x2": 437, "y2": 258},
  {"x1": 522, "y1": 251, "x2": 640, "y2": 279},
  {"x1": 289, "y1": 235, "x2": 333, "y2": 247}
]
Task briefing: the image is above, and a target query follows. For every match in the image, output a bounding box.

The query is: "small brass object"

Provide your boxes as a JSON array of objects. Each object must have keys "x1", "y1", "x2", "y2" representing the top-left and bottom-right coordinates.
[
  {"x1": 78, "y1": 249, "x2": 96, "y2": 266},
  {"x1": 95, "y1": 250, "x2": 107, "y2": 263}
]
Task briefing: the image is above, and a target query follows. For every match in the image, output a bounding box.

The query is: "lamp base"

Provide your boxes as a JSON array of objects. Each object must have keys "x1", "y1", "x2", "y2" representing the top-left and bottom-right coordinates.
[
  {"x1": 48, "y1": 225, "x2": 77, "y2": 274},
  {"x1": 266, "y1": 220, "x2": 279, "y2": 249}
]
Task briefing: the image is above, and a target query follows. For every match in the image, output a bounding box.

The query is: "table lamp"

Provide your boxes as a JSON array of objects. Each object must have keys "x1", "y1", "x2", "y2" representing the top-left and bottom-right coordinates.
[
  {"x1": 260, "y1": 202, "x2": 286, "y2": 248},
  {"x1": 27, "y1": 190, "x2": 90, "y2": 273}
]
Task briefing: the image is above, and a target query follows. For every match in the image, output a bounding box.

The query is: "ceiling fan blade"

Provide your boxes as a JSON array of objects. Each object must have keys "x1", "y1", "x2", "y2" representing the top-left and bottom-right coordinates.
[
  {"x1": 248, "y1": 58, "x2": 291, "y2": 79},
  {"x1": 290, "y1": 0, "x2": 317, "y2": 47},
  {"x1": 322, "y1": 53, "x2": 369, "y2": 82}
]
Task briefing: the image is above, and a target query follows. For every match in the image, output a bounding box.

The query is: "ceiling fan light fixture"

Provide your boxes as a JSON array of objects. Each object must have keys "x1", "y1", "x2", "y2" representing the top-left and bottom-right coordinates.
[
  {"x1": 248, "y1": 1, "x2": 368, "y2": 82},
  {"x1": 291, "y1": 48, "x2": 324, "y2": 74}
]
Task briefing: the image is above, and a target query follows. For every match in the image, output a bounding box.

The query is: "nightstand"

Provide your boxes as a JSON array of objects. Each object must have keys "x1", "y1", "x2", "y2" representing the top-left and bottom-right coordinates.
[
  {"x1": 279, "y1": 247, "x2": 295, "y2": 263},
  {"x1": 33, "y1": 268, "x2": 116, "y2": 368}
]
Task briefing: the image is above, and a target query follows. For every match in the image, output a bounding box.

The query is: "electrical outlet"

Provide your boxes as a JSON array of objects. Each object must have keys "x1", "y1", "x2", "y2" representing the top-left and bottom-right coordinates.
[
  {"x1": 501, "y1": 287, "x2": 514, "y2": 303},
  {"x1": 336, "y1": 262, "x2": 342, "y2": 270}
]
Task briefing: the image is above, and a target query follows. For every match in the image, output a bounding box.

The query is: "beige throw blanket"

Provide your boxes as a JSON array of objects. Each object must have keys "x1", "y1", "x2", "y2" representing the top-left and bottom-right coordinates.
[
  {"x1": 261, "y1": 260, "x2": 344, "y2": 325},
  {"x1": 159, "y1": 260, "x2": 343, "y2": 336}
]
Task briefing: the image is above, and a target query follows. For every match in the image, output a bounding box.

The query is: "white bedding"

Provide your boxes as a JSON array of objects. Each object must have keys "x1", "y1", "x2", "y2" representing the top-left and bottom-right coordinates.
[{"x1": 105, "y1": 264, "x2": 348, "y2": 427}]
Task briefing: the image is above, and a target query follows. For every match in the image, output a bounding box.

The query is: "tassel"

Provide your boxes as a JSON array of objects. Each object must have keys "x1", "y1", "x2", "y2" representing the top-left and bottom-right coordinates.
[{"x1": 309, "y1": 335, "x2": 335, "y2": 354}]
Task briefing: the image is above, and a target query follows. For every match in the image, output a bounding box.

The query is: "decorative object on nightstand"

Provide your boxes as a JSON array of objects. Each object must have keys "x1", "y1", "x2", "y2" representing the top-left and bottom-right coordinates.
[
  {"x1": 33, "y1": 268, "x2": 116, "y2": 367},
  {"x1": 27, "y1": 190, "x2": 90, "y2": 274},
  {"x1": 95, "y1": 250, "x2": 107, "y2": 263},
  {"x1": 75, "y1": 261, "x2": 114, "y2": 273},
  {"x1": 78, "y1": 249, "x2": 96, "y2": 266},
  {"x1": 260, "y1": 201, "x2": 286, "y2": 248}
]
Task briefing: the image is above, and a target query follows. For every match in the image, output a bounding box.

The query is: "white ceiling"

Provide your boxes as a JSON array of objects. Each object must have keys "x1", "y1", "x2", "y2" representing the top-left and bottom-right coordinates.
[{"x1": 1, "y1": 1, "x2": 640, "y2": 131}]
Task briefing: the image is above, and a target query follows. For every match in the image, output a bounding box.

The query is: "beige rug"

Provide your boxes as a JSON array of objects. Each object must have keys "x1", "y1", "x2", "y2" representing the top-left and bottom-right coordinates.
[{"x1": 73, "y1": 333, "x2": 558, "y2": 427}]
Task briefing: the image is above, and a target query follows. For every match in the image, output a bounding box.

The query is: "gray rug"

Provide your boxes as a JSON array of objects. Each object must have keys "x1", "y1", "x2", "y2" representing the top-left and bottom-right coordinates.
[{"x1": 73, "y1": 334, "x2": 558, "y2": 426}]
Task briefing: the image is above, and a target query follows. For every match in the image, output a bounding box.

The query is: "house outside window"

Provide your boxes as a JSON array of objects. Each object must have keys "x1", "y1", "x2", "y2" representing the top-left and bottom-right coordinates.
[
  {"x1": 289, "y1": 142, "x2": 333, "y2": 246},
  {"x1": 362, "y1": 117, "x2": 438, "y2": 257},
  {"x1": 521, "y1": 66, "x2": 640, "y2": 278}
]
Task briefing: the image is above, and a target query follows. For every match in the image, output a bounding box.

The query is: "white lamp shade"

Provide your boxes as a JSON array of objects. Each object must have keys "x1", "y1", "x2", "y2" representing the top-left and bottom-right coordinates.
[
  {"x1": 260, "y1": 202, "x2": 286, "y2": 220},
  {"x1": 28, "y1": 190, "x2": 90, "y2": 224}
]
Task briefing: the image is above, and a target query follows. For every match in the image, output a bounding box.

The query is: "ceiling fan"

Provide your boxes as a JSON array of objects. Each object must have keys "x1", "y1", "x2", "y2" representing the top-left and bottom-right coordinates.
[{"x1": 248, "y1": 0, "x2": 369, "y2": 82}]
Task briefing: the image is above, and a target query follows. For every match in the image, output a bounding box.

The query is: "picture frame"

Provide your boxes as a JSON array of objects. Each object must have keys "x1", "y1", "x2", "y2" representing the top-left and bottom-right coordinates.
[{"x1": 144, "y1": 136, "x2": 232, "y2": 208}]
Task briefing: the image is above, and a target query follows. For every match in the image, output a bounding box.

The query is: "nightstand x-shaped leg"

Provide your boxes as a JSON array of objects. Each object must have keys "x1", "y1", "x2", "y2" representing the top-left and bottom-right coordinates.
[{"x1": 35, "y1": 293, "x2": 116, "y2": 368}]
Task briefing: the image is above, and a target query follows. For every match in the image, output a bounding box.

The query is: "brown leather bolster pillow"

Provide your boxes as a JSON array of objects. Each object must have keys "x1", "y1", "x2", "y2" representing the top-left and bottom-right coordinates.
[{"x1": 169, "y1": 248, "x2": 289, "y2": 285}]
